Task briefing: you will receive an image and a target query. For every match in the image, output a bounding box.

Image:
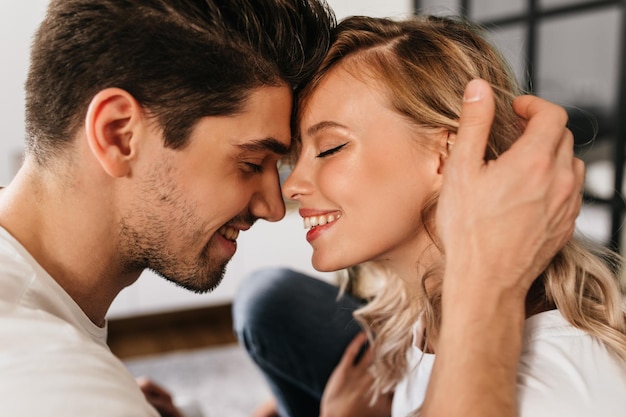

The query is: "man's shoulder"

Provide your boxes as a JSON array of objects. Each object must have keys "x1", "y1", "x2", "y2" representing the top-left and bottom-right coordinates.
[
  {"x1": 0, "y1": 226, "x2": 37, "y2": 301},
  {"x1": 0, "y1": 315, "x2": 158, "y2": 416}
]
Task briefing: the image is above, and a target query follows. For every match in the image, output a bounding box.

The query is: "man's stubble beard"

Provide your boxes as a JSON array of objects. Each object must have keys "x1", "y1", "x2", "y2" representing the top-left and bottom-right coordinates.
[{"x1": 118, "y1": 215, "x2": 229, "y2": 294}]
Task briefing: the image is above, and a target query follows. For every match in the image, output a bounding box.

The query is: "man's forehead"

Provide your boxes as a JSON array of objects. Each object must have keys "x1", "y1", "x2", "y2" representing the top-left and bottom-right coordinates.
[{"x1": 226, "y1": 85, "x2": 293, "y2": 153}]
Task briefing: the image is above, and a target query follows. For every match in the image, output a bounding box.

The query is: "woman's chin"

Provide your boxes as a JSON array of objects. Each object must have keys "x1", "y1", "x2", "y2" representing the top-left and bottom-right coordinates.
[{"x1": 312, "y1": 257, "x2": 345, "y2": 273}]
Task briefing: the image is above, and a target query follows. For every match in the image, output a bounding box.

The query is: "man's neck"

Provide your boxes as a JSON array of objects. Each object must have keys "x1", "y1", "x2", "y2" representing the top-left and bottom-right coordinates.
[{"x1": 0, "y1": 162, "x2": 139, "y2": 326}]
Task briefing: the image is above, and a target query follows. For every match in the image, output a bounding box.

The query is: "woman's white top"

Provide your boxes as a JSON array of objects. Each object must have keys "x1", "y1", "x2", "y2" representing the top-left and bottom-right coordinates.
[{"x1": 392, "y1": 310, "x2": 626, "y2": 417}]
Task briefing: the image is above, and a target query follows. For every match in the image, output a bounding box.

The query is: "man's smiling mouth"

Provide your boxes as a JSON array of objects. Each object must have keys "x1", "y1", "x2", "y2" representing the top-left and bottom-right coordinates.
[{"x1": 218, "y1": 225, "x2": 240, "y2": 241}]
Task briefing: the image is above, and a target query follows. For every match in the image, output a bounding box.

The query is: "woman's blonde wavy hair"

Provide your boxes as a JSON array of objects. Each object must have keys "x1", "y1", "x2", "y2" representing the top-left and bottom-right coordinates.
[{"x1": 294, "y1": 14, "x2": 626, "y2": 413}]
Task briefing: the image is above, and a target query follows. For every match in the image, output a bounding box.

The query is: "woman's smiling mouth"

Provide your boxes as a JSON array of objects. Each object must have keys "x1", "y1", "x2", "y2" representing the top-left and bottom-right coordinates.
[{"x1": 302, "y1": 213, "x2": 342, "y2": 229}]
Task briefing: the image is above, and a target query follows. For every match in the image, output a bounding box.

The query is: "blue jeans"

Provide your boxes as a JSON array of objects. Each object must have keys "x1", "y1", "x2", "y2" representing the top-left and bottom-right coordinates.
[{"x1": 232, "y1": 268, "x2": 365, "y2": 417}]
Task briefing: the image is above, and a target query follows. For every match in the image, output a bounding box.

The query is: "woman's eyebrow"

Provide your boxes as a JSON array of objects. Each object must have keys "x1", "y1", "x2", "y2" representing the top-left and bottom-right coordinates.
[
  {"x1": 305, "y1": 121, "x2": 348, "y2": 137},
  {"x1": 235, "y1": 138, "x2": 290, "y2": 156}
]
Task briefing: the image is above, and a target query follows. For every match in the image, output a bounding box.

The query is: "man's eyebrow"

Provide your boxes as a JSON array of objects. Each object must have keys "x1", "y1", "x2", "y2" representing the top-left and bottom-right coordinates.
[
  {"x1": 305, "y1": 121, "x2": 348, "y2": 137},
  {"x1": 235, "y1": 138, "x2": 290, "y2": 156}
]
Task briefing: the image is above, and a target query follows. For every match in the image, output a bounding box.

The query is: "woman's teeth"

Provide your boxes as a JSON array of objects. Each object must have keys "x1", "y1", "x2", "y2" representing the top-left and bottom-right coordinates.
[
  {"x1": 218, "y1": 225, "x2": 240, "y2": 241},
  {"x1": 303, "y1": 213, "x2": 341, "y2": 229}
]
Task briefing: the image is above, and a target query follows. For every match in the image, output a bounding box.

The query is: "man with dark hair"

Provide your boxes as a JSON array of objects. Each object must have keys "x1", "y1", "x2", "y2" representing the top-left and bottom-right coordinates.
[
  {"x1": 0, "y1": 1, "x2": 583, "y2": 416},
  {"x1": 0, "y1": 1, "x2": 335, "y2": 416}
]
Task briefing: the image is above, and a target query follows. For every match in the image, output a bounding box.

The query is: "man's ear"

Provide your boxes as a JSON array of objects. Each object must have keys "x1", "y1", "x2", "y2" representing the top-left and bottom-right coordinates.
[
  {"x1": 437, "y1": 131, "x2": 456, "y2": 175},
  {"x1": 84, "y1": 88, "x2": 144, "y2": 178}
]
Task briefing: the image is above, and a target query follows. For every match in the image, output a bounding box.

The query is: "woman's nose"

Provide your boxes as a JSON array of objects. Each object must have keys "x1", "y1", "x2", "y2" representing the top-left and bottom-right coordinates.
[{"x1": 282, "y1": 160, "x2": 312, "y2": 202}]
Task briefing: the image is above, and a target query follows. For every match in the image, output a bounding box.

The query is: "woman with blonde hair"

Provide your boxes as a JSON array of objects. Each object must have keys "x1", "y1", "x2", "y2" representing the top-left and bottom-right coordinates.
[{"x1": 234, "y1": 14, "x2": 625, "y2": 417}]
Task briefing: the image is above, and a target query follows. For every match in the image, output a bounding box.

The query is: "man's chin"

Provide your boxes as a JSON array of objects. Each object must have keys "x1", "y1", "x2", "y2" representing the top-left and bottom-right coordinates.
[{"x1": 151, "y1": 265, "x2": 227, "y2": 294}]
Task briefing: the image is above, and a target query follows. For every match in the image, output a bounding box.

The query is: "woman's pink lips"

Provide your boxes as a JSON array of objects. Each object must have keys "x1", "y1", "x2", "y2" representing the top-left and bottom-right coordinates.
[
  {"x1": 298, "y1": 208, "x2": 341, "y2": 243},
  {"x1": 305, "y1": 218, "x2": 338, "y2": 243},
  {"x1": 298, "y1": 208, "x2": 337, "y2": 218}
]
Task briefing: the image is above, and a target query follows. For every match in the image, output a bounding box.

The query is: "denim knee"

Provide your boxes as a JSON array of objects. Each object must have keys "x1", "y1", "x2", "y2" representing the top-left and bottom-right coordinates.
[{"x1": 232, "y1": 267, "x2": 304, "y2": 345}]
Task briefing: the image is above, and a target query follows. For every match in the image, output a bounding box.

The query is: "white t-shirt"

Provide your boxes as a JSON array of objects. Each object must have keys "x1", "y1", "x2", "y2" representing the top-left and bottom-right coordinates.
[
  {"x1": 392, "y1": 310, "x2": 626, "y2": 417},
  {"x1": 0, "y1": 226, "x2": 159, "y2": 417}
]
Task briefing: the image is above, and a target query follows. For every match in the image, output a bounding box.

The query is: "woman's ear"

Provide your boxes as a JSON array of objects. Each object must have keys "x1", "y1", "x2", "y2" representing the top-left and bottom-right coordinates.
[
  {"x1": 84, "y1": 88, "x2": 144, "y2": 178},
  {"x1": 437, "y1": 131, "x2": 456, "y2": 174}
]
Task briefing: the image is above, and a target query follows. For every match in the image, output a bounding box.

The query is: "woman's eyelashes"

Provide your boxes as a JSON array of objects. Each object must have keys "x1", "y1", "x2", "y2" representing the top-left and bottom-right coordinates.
[{"x1": 316, "y1": 142, "x2": 348, "y2": 158}]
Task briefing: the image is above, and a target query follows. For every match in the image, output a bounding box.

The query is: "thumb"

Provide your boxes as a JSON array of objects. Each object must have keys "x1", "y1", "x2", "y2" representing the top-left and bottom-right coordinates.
[
  {"x1": 451, "y1": 79, "x2": 496, "y2": 172},
  {"x1": 339, "y1": 332, "x2": 369, "y2": 368}
]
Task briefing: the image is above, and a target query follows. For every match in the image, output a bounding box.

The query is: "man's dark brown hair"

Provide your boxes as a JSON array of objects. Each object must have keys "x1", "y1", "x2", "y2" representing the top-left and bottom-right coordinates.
[{"x1": 25, "y1": 0, "x2": 336, "y2": 163}]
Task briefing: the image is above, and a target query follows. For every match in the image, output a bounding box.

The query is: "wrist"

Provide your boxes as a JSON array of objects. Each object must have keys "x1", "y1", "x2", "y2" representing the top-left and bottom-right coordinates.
[
  {"x1": 432, "y1": 271, "x2": 525, "y2": 417},
  {"x1": 443, "y1": 261, "x2": 530, "y2": 306},
  {"x1": 440, "y1": 267, "x2": 527, "y2": 351}
]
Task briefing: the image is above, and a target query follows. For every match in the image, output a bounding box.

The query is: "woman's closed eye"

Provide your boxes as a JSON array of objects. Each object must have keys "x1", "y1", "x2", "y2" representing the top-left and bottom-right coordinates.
[{"x1": 316, "y1": 143, "x2": 348, "y2": 158}]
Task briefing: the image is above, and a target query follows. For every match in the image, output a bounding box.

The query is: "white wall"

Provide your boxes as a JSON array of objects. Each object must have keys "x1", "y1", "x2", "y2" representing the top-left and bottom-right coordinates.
[
  {"x1": 0, "y1": 1, "x2": 48, "y2": 185},
  {"x1": 328, "y1": 0, "x2": 412, "y2": 19}
]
